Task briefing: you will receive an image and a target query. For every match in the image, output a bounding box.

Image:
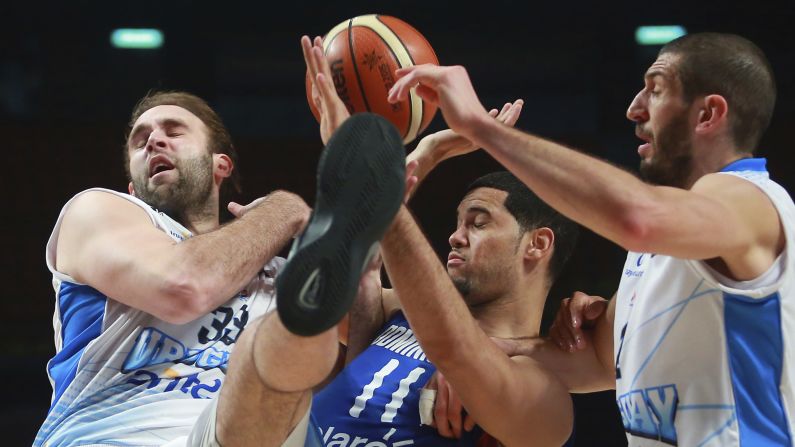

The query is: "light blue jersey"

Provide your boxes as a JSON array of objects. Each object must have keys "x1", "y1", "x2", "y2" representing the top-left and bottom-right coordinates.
[
  {"x1": 614, "y1": 159, "x2": 795, "y2": 445},
  {"x1": 37, "y1": 188, "x2": 282, "y2": 447}
]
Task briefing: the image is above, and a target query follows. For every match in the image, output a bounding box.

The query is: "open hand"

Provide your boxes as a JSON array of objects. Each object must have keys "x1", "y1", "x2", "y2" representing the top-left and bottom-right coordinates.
[{"x1": 302, "y1": 35, "x2": 351, "y2": 144}]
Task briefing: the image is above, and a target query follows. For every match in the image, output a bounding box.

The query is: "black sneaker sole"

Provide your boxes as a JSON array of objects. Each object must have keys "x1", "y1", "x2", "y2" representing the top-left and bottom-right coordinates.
[{"x1": 276, "y1": 113, "x2": 406, "y2": 336}]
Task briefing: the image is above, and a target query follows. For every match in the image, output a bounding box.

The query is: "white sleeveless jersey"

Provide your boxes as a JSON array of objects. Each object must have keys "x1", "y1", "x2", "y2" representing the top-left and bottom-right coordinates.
[
  {"x1": 35, "y1": 188, "x2": 283, "y2": 447},
  {"x1": 614, "y1": 158, "x2": 795, "y2": 446}
]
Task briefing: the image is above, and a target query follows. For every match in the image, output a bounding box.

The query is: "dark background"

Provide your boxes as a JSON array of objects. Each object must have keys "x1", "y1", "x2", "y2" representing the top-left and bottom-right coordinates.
[{"x1": 3, "y1": 1, "x2": 793, "y2": 445}]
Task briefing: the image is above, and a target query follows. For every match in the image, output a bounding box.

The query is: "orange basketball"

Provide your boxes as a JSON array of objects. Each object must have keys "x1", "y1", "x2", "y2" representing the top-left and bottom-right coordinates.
[{"x1": 306, "y1": 14, "x2": 439, "y2": 144}]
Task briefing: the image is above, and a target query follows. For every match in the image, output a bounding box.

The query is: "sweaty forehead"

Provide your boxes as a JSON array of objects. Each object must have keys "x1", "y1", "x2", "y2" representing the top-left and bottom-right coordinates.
[
  {"x1": 457, "y1": 187, "x2": 509, "y2": 215},
  {"x1": 133, "y1": 105, "x2": 204, "y2": 130},
  {"x1": 645, "y1": 52, "x2": 681, "y2": 81}
]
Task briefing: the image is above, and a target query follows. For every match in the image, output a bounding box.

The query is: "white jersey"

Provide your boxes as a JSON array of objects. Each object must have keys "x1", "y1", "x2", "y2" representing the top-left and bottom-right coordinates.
[
  {"x1": 614, "y1": 158, "x2": 795, "y2": 446},
  {"x1": 35, "y1": 188, "x2": 283, "y2": 447}
]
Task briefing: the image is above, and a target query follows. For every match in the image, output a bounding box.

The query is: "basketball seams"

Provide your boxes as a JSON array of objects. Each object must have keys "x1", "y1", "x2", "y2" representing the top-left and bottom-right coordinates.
[
  {"x1": 322, "y1": 20, "x2": 348, "y2": 52},
  {"x1": 354, "y1": 15, "x2": 422, "y2": 143},
  {"x1": 348, "y1": 19, "x2": 373, "y2": 113},
  {"x1": 312, "y1": 14, "x2": 437, "y2": 143},
  {"x1": 357, "y1": 28, "x2": 411, "y2": 138},
  {"x1": 372, "y1": 15, "x2": 417, "y2": 141},
  {"x1": 375, "y1": 15, "x2": 416, "y2": 65}
]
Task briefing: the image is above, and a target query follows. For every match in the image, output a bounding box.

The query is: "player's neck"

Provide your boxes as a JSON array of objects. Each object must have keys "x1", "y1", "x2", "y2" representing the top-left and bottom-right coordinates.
[
  {"x1": 687, "y1": 142, "x2": 749, "y2": 188},
  {"x1": 471, "y1": 281, "x2": 547, "y2": 339},
  {"x1": 180, "y1": 201, "x2": 220, "y2": 234}
]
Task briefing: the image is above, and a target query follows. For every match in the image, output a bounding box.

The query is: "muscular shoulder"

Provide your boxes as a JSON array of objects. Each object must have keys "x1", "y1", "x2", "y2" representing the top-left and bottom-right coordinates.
[
  {"x1": 693, "y1": 172, "x2": 784, "y2": 274},
  {"x1": 694, "y1": 173, "x2": 781, "y2": 239},
  {"x1": 692, "y1": 171, "x2": 770, "y2": 202},
  {"x1": 56, "y1": 190, "x2": 161, "y2": 275},
  {"x1": 62, "y1": 190, "x2": 153, "y2": 232}
]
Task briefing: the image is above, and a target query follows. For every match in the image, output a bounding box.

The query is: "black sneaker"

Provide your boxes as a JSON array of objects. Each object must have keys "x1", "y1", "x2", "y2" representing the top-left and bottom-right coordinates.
[{"x1": 276, "y1": 113, "x2": 406, "y2": 336}]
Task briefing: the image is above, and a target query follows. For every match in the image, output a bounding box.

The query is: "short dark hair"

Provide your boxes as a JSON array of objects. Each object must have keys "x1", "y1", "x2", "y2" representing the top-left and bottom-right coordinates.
[
  {"x1": 660, "y1": 32, "x2": 776, "y2": 152},
  {"x1": 467, "y1": 171, "x2": 579, "y2": 283},
  {"x1": 124, "y1": 90, "x2": 242, "y2": 199}
]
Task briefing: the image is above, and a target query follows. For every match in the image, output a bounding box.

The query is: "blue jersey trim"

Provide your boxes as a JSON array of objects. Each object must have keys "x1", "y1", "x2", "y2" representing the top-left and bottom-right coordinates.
[
  {"x1": 724, "y1": 292, "x2": 791, "y2": 445},
  {"x1": 47, "y1": 282, "x2": 106, "y2": 411},
  {"x1": 306, "y1": 413, "x2": 326, "y2": 447},
  {"x1": 720, "y1": 158, "x2": 767, "y2": 173}
]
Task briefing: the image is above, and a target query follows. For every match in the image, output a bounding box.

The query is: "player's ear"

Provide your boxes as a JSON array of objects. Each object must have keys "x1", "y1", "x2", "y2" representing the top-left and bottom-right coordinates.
[
  {"x1": 695, "y1": 94, "x2": 728, "y2": 135},
  {"x1": 213, "y1": 153, "x2": 233, "y2": 181},
  {"x1": 525, "y1": 227, "x2": 554, "y2": 261},
  {"x1": 128, "y1": 182, "x2": 135, "y2": 196}
]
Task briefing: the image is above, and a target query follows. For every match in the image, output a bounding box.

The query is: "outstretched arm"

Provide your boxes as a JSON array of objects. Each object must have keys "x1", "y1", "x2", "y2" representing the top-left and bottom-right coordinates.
[
  {"x1": 497, "y1": 294, "x2": 617, "y2": 393},
  {"x1": 382, "y1": 206, "x2": 572, "y2": 446},
  {"x1": 389, "y1": 65, "x2": 783, "y2": 280},
  {"x1": 56, "y1": 189, "x2": 308, "y2": 324}
]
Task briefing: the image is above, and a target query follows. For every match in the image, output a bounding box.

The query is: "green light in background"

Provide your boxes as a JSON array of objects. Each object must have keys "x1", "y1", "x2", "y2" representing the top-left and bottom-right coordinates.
[
  {"x1": 635, "y1": 26, "x2": 686, "y2": 46},
  {"x1": 111, "y1": 28, "x2": 164, "y2": 49}
]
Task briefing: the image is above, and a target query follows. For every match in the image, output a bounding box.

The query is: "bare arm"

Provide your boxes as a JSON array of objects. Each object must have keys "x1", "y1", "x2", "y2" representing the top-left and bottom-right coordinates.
[
  {"x1": 382, "y1": 206, "x2": 572, "y2": 446},
  {"x1": 469, "y1": 124, "x2": 780, "y2": 270},
  {"x1": 389, "y1": 65, "x2": 783, "y2": 279},
  {"x1": 342, "y1": 261, "x2": 387, "y2": 360},
  {"x1": 56, "y1": 189, "x2": 308, "y2": 324},
  {"x1": 341, "y1": 288, "x2": 403, "y2": 365},
  {"x1": 498, "y1": 297, "x2": 617, "y2": 393}
]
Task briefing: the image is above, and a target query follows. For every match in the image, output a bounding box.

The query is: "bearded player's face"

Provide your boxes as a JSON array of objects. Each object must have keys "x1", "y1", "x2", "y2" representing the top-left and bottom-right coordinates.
[
  {"x1": 627, "y1": 53, "x2": 696, "y2": 188},
  {"x1": 126, "y1": 105, "x2": 215, "y2": 216}
]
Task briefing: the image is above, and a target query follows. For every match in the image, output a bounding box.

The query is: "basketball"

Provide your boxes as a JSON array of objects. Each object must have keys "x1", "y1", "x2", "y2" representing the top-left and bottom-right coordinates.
[{"x1": 306, "y1": 14, "x2": 439, "y2": 144}]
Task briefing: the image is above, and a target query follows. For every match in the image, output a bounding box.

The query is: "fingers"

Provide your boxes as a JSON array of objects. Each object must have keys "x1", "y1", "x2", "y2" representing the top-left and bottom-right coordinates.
[
  {"x1": 584, "y1": 298, "x2": 609, "y2": 321},
  {"x1": 406, "y1": 159, "x2": 419, "y2": 178},
  {"x1": 227, "y1": 197, "x2": 267, "y2": 218},
  {"x1": 463, "y1": 412, "x2": 476, "y2": 432},
  {"x1": 488, "y1": 108, "x2": 499, "y2": 117},
  {"x1": 403, "y1": 160, "x2": 419, "y2": 203},
  {"x1": 364, "y1": 249, "x2": 383, "y2": 272},
  {"x1": 311, "y1": 80, "x2": 322, "y2": 111},
  {"x1": 301, "y1": 35, "x2": 319, "y2": 79},
  {"x1": 404, "y1": 176, "x2": 418, "y2": 203},
  {"x1": 414, "y1": 84, "x2": 439, "y2": 105},
  {"x1": 570, "y1": 291, "x2": 600, "y2": 328},
  {"x1": 498, "y1": 102, "x2": 511, "y2": 117},
  {"x1": 550, "y1": 298, "x2": 579, "y2": 351},
  {"x1": 550, "y1": 292, "x2": 606, "y2": 352},
  {"x1": 565, "y1": 292, "x2": 599, "y2": 350},
  {"x1": 444, "y1": 379, "x2": 464, "y2": 438},
  {"x1": 434, "y1": 372, "x2": 454, "y2": 438},
  {"x1": 500, "y1": 99, "x2": 524, "y2": 126},
  {"x1": 315, "y1": 72, "x2": 336, "y2": 112},
  {"x1": 389, "y1": 65, "x2": 425, "y2": 103},
  {"x1": 227, "y1": 201, "x2": 244, "y2": 217},
  {"x1": 312, "y1": 37, "x2": 332, "y2": 79}
]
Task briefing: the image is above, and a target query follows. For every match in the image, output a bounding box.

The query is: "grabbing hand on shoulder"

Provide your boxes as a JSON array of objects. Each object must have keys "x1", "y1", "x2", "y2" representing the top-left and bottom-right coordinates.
[
  {"x1": 550, "y1": 292, "x2": 609, "y2": 352},
  {"x1": 229, "y1": 190, "x2": 310, "y2": 236}
]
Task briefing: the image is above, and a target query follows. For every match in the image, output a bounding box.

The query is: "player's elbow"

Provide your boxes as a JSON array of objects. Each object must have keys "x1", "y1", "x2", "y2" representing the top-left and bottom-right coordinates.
[
  {"x1": 507, "y1": 393, "x2": 574, "y2": 447},
  {"x1": 422, "y1": 336, "x2": 469, "y2": 370},
  {"x1": 156, "y1": 275, "x2": 217, "y2": 324},
  {"x1": 615, "y1": 205, "x2": 661, "y2": 253}
]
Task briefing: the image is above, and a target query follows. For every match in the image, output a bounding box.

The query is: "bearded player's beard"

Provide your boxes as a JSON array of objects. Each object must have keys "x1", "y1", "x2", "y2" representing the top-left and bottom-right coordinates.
[
  {"x1": 638, "y1": 113, "x2": 694, "y2": 189},
  {"x1": 133, "y1": 153, "x2": 215, "y2": 219}
]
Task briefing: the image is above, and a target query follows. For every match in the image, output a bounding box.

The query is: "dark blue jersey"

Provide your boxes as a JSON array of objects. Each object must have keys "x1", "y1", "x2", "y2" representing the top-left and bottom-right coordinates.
[{"x1": 312, "y1": 312, "x2": 482, "y2": 446}]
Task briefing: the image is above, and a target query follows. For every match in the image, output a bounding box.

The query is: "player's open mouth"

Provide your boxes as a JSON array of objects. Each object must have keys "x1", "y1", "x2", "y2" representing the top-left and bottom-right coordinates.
[
  {"x1": 148, "y1": 155, "x2": 175, "y2": 178},
  {"x1": 635, "y1": 129, "x2": 653, "y2": 158}
]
